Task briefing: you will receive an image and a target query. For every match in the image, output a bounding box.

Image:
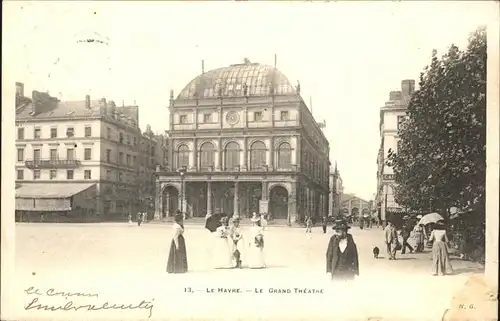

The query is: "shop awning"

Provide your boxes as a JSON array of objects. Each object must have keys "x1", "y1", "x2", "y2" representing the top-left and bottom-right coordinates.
[
  {"x1": 16, "y1": 183, "x2": 95, "y2": 199},
  {"x1": 15, "y1": 183, "x2": 95, "y2": 211}
]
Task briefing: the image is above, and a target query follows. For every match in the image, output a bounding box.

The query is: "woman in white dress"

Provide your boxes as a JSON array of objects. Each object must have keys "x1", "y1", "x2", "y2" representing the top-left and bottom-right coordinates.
[
  {"x1": 213, "y1": 216, "x2": 234, "y2": 269},
  {"x1": 247, "y1": 213, "x2": 266, "y2": 269}
]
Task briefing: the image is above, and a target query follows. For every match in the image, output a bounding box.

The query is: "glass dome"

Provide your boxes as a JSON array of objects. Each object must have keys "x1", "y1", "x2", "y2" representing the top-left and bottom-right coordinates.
[{"x1": 177, "y1": 62, "x2": 297, "y2": 100}]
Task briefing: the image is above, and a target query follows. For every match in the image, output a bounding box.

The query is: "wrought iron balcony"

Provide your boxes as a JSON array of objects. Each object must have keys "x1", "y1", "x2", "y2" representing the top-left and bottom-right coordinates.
[{"x1": 25, "y1": 159, "x2": 81, "y2": 169}]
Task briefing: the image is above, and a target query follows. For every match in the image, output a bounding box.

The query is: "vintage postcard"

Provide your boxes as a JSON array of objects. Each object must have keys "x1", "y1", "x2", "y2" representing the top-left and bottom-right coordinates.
[{"x1": 1, "y1": 1, "x2": 499, "y2": 320}]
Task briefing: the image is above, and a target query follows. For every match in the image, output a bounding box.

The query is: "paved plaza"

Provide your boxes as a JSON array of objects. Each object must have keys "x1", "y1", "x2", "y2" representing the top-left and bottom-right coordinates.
[{"x1": 13, "y1": 223, "x2": 484, "y2": 320}]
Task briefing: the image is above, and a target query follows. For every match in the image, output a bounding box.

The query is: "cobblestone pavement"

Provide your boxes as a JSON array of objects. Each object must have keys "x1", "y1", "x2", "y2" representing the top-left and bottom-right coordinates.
[{"x1": 12, "y1": 223, "x2": 485, "y2": 321}]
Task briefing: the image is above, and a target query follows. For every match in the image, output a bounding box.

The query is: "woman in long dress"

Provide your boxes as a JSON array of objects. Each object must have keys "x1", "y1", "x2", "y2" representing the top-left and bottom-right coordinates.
[
  {"x1": 429, "y1": 221, "x2": 453, "y2": 276},
  {"x1": 247, "y1": 213, "x2": 266, "y2": 269},
  {"x1": 166, "y1": 212, "x2": 188, "y2": 274},
  {"x1": 213, "y1": 216, "x2": 234, "y2": 269},
  {"x1": 413, "y1": 223, "x2": 426, "y2": 252}
]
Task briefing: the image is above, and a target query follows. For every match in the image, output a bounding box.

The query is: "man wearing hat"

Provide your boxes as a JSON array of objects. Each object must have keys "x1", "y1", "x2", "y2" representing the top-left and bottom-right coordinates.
[
  {"x1": 229, "y1": 217, "x2": 245, "y2": 268},
  {"x1": 326, "y1": 219, "x2": 359, "y2": 281}
]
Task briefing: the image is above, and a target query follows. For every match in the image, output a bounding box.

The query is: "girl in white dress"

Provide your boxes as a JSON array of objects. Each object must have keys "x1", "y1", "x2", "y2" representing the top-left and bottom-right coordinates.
[
  {"x1": 213, "y1": 217, "x2": 234, "y2": 269},
  {"x1": 247, "y1": 213, "x2": 266, "y2": 269}
]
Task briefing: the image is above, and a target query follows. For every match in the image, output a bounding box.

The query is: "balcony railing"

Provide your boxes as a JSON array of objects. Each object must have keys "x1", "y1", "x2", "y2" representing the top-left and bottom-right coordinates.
[
  {"x1": 25, "y1": 159, "x2": 81, "y2": 169},
  {"x1": 159, "y1": 164, "x2": 299, "y2": 174}
]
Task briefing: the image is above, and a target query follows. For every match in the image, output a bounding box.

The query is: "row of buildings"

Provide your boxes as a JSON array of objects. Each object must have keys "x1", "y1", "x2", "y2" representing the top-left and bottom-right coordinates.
[
  {"x1": 375, "y1": 79, "x2": 416, "y2": 224},
  {"x1": 14, "y1": 82, "x2": 169, "y2": 222},
  {"x1": 14, "y1": 60, "x2": 345, "y2": 225}
]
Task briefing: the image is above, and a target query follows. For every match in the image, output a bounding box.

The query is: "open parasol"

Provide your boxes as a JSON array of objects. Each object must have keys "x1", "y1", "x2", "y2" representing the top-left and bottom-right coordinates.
[
  {"x1": 418, "y1": 212, "x2": 444, "y2": 225},
  {"x1": 205, "y1": 213, "x2": 226, "y2": 232}
]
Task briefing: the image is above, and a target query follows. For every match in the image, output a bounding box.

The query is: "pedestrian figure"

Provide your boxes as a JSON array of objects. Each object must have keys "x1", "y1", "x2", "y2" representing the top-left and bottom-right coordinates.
[
  {"x1": 260, "y1": 214, "x2": 268, "y2": 231},
  {"x1": 322, "y1": 217, "x2": 327, "y2": 234},
  {"x1": 429, "y1": 221, "x2": 453, "y2": 276},
  {"x1": 128, "y1": 213, "x2": 133, "y2": 226},
  {"x1": 136, "y1": 212, "x2": 142, "y2": 226},
  {"x1": 213, "y1": 216, "x2": 234, "y2": 269},
  {"x1": 166, "y1": 211, "x2": 188, "y2": 274},
  {"x1": 326, "y1": 219, "x2": 359, "y2": 281},
  {"x1": 413, "y1": 223, "x2": 426, "y2": 252},
  {"x1": 384, "y1": 221, "x2": 399, "y2": 260},
  {"x1": 142, "y1": 212, "x2": 147, "y2": 223},
  {"x1": 401, "y1": 223, "x2": 414, "y2": 254},
  {"x1": 305, "y1": 216, "x2": 312, "y2": 233},
  {"x1": 247, "y1": 213, "x2": 266, "y2": 269},
  {"x1": 229, "y1": 217, "x2": 245, "y2": 268}
]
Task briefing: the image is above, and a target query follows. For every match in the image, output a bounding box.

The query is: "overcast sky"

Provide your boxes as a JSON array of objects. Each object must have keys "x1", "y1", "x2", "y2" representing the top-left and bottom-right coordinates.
[{"x1": 3, "y1": 1, "x2": 495, "y2": 201}]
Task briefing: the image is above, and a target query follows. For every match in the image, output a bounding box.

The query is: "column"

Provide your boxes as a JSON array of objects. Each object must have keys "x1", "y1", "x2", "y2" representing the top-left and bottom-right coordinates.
[
  {"x1": 289, "y1": 182, "x2": 297, "y2": 225},
  {"x1": 192, "y1": 138, "x2": 198, "y2": 171},
  {"x1": 207, "y1": 181, "x2": 212, "y2": 216},
  {"x1": 217, "y1": 137, "x2": 223, "y2": 171},
  {"x1": 233, "y1": 181, "x2": 239, "y2": 218},
  {"x1": 154, "y1": 181, "x2": 162, "y2": 220},
  {"x1": 269, "y1": 137, "x2": 274, "y2": 171},
  {"x1": 243, "y1": 137, "x2": 248, "y2": 171},
  {"x1": 165, "y1": 191, "x2": 170, "y2": 218}
]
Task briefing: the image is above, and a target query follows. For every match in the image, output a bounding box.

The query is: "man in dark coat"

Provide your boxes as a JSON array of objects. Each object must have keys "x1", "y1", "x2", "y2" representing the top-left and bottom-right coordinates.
[{"x1": 326, "y1": 219, "x2": 359, "y2": 281}]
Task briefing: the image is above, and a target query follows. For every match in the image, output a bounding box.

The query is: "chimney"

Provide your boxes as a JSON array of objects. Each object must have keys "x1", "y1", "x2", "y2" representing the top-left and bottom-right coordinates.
[
  {"x1": 85, "y1": 95, "x2": 91, "y2": 109},
  {"x1": 16, "y1": 82, "x2": 24, "y2": 97},
  {"x1": 31, "y1": 90, "x2": 39, "y2": 115},
  {"x1": 401, "y1": 79, "x2": 415, "y2": 101},
  {"x1": 389, "y1": 91, "x2": 402, "y2": 101}
]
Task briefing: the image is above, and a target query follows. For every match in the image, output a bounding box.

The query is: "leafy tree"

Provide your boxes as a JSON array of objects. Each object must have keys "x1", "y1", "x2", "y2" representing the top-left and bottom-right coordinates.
[{"x1": 387, "y1": 27, "x2": 486, "y2": 216}]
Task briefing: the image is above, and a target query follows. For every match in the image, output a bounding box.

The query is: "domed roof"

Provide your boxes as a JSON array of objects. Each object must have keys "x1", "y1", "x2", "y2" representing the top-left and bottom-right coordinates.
[{"x1": 177, "y1": 62, "x2": 297, "y2": 100}]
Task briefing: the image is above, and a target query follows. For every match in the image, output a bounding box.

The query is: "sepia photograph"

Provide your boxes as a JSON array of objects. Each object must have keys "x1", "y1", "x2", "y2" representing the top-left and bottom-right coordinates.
[{"x1": 1, "y1": 1, "x2": 499, "y2": 320}]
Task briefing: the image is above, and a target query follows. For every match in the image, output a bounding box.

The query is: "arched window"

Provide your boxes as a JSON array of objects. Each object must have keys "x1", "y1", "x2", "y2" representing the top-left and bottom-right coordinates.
[
  {"x1": 250, "y1": 141, "x2": 267, "y2": 170},
  {"x1": 200, "y1": 142, "x2": 215, "y2": 170},
  {"x1": 224, "y1": 142, "x2": 240, "y2": 170},
  {"x1": 177, "y1": 145, "x2": 190, "y2": 169},
  {"x1": 277, "y1": 142, "x2": 292, "y2": 169}
]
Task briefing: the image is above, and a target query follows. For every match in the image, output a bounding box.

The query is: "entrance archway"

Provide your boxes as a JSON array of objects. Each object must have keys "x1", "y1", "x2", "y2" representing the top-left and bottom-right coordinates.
[
  {"x1": 269, "y1": 185, "x2": 289, "y2": 219},
  {"x1": 162, "y1": 185, "x2": 179, "y2": 218}
]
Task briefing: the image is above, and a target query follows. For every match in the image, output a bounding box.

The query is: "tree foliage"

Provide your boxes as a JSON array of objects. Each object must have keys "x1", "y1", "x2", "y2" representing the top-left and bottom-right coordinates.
[{"x1": 387, "y1": 27, "x2": 486, "y2": 215}]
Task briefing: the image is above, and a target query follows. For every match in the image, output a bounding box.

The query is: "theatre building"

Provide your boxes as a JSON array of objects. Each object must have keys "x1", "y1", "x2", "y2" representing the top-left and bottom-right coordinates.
[{"x1": 155, "y1": 60, "x2": 330, "y2": 225}]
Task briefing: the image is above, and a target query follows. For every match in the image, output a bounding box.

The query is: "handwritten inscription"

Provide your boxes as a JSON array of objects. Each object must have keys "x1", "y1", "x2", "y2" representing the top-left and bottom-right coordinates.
[{"x1": 24, "y1": 286, "x2": 154, "y2": 318}]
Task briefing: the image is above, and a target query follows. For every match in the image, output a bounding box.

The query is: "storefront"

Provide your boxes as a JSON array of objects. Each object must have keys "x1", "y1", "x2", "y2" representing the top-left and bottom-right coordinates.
[{"x1": 15, "y1": 183, "x2": 97, "y2": 222}]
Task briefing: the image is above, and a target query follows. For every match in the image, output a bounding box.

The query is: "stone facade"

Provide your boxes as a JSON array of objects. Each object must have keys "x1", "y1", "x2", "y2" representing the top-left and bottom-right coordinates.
[{"x1": 155, "y1": 61, "x2": 330, "y2": 225}]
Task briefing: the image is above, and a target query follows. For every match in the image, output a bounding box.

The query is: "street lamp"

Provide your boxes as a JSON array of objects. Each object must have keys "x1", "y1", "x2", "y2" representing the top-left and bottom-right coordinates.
[{"x1": 179, "y1": 166, "x2": 187, "y2": 219}]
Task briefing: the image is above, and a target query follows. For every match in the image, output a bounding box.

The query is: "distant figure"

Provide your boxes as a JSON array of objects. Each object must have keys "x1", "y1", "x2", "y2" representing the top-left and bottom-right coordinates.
[
  {"x1": 213, "y1": 216, "x2": 234, "y2": 269},
  {"x1": 128, "y1": 214, "x2": 133, "y2": 226},
  {"x1": 260, "y1": 214, "x2": 268, "y2": 231},
  {"x1": 384, "y1": 221, "x2": 398, "y2": 260},
  {"x1": 326, "y1": 219, "x2": 359, "y2": 281},
  {"x1": 413, "y1": 223, "x2": 426, "y2": 252},
  {"x1": 401, "y1": 223, "x2": 414, "y2": 254},
  {"x1": 229, "y1": 217, "x2": 245, "y2": 268},
  {"x1": 429, "y1": 221, "x2": 453, "y2": 276},
  {"x1": 322, "y1": 217, "x2": 327, "y2": 234},
  {"x1": 305, "y1": 216, "x2": 312, "y2": 233},
  {"x1": 136, "y1": 212, "x2": 142, "y2": 226},
  {"x1": 166, "y1": 212, "x2": 188, "y2": 274}
]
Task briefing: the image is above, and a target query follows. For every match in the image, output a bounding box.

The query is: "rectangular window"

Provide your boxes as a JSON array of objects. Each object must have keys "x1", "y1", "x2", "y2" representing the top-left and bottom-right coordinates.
[
  {"x1": 33, "y1": 149, "x2": 41, "y2": 161},
  {"x1": 17, "y1": 127, "x2": 24, "y2": 139},
  {"x1": 67, "y1": 149, "x2": 75, "y2": 160},
  {"x1": 254, "y1": 111, "x2": 263, "y2": 121},
  {"x1": 133, "y1": 137, "x2": 137, "y2": 146},
  {"x1": 17, "y1": 148, "x2": 24, "y2": 162},
  {"x1": 179, "y1": 115, "x2": 187, "y2": 124},
  {"x1": 84, "y1": 148, "x2": 92, "y2": 160},
  {"x1": 280, "y1": 110, "x2": 289, "y2": 121},
  {"x1": 203, "y1": 113, "x2": 212, "y2": 123},
  {"x1": 127, "y1": 135, "x2": 130, "y2": 145},
  {"x1": 50, "y1": 149, "x2": 58, "y2": 160},
  {"x1": 107, "y1": 127, "x2": 112, "y2": 139},
  {"x1": 50, "y1": 170, "x2": 57, "y2": 180},
  {"x1": 50, "y1": 128, "x2": 57, "y2": 138},
  {"x1": 17, "y1": 170, "x2": 24, "y2": 180},
  {"x1": 34, "y1": 170, "x2": 41, "y2": 180},
  {"x1": 106, "y1": 149, "x2": 111, "y2": 163},
  {"x1": 84, "y1": 170, "x2": 92, "y2": 179},
  {"x1": 66, "y1": 127, "x2": 74, "y2": 138},
  {"x1": 118, "y1": 172, "x2": 123, "y2": 182},
  {"x1": 132, "y1": 156, "x2": 136, "y2": 166},
  {"x1": 106, "y1": 170, "x2": 112, "y2": 180},
  {"x1": 85, "y1": 126, "x2": 92, "y2": 137},
  {"x1": 34, "y1": 128, "x2": 41, "y2": 139},
  {"x1": 119, "y1": 133, "x2": 124, "y2": 144},
  {"x1": 119, "y1": 152, "x2": 124, "y2": 164},
  {"x1": 126, "y1": 154, "x2": 131, "y2": 166},
  {"x1": 66, "y1": 170, "x2": 74, "y2": 180}
]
